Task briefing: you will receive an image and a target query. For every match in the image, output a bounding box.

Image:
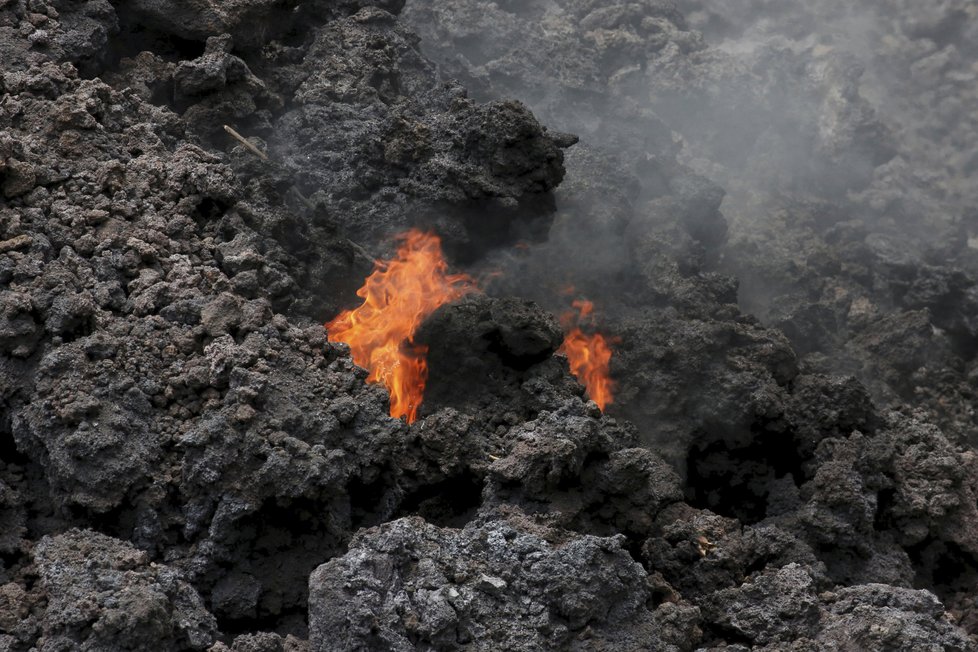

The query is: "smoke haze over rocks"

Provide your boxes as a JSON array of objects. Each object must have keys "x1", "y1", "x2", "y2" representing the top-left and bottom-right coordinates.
[
  {"x1": 1, "y1": 0, "x2": 977, "y2": 649},
  {"x1": 402, "y1": 0, "x2": 978, "y2": 443}
]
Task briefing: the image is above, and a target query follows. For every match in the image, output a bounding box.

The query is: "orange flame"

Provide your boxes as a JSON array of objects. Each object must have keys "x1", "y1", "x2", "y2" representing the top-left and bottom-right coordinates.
[
  {"x1": 571, "y1": 298, "x2": 593, "y2": 320},
  {"x1": 326, "y1": 230, "x2": 476, "y2": 423},
  {"x1": 559, "y1": 299, "x2": 616, "y2": 411}
]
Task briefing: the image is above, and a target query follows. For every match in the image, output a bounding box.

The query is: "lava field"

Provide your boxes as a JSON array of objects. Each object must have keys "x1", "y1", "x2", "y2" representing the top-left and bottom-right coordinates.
[{"x1": 2, "y1": 1, "x2": 978, "y2": 651}]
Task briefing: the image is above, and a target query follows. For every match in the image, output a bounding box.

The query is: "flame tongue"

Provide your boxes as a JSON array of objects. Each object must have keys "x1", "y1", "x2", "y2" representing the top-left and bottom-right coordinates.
[
  {"x1": 326, "y1": 230, "x2": 476, "y2": 423},
  {"x1": 328, "y1": 233, "x2": 616, "y2": 418},
  {"x1": 559, "y1": 299, "x2": 616, "y2": 410}
]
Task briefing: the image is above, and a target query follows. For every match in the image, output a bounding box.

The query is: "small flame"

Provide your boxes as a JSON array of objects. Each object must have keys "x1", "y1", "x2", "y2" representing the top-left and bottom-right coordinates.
[
  {"x1": 571, "y1": 298, "x2": 593, "y2": 320},
  {"x1": 326, "y1": 230, "x2": 476, "y2": 423},
  {"x1": 559, "y1": 299, "x2": 616, "y2": 410}
]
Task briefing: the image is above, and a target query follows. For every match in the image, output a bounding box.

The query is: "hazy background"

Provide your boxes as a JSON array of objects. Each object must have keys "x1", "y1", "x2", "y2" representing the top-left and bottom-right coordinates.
[{"x1": 401, "y1": 0, "x2": 978, "y2": 447}]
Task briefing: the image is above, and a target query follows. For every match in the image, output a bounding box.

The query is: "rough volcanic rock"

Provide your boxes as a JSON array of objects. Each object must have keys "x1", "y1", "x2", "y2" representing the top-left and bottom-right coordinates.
[
  {"x1": 416, "y1": 293, "x2": 568, "y2": 418},
  {"x1": 698, "y1": 565, "x2": 972, "y2": 650},
  {"x1": 122, "y1": 0, "x2": 301, "y2": 48},
  {"x1": 785, "y1": 412, "x2": 978, "y2": 594},
  {"x1": 645, "y1": 505, "x2": 827, "y2": 602},
  {"x1": 0, "y1": 0, "x2": 118, "y2": 74},
  {"x1": 172, "y1": 34, "x2": 268, "y2": 104},
  {"x1": 0, "y1": 33, "x2": 340, "y2": 644},
  {"x1": 611, "y1": 309, "x2": 798, "y2": 468},
  {"x1": 268, "y1": 8, "x2": 566, "y2": 256},
  {"x1": 817, "y1": 583, "x2": 974, "y2": 651},
  {"x1": 1, "y1": 529, "x2": 216, "y2": 651},
  {"x1": 0, "y1": 5, "x2": 582, "y2": 645},
  {"x1": 701, "y1": 563, "x2": 822, "y2": 645},
  {"x1": 484, "y1": 400, "x2": 684, "y2": 539},
  {"x1": 3, "y1": 0, "x2": 978, "y2": 649},
  {"x1": 308, "y1": 514, "x2": 701, "y2": 651}
]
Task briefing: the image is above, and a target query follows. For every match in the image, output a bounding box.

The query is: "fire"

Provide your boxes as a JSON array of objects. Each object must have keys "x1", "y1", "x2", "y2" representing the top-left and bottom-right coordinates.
[
  {"x1": 559, "y1": 299, "x2": 616, "y2": 411},
  {"x1": 327, "y1": 232, "x2": 615, "y2": 418},
  {"x1": 326, "y1": 230, "x2": 476, "y2": 423}
]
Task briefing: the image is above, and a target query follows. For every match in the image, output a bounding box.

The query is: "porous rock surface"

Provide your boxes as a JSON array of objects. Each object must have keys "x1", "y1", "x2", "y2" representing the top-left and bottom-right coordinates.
[
  {"x1": 8, "y1": 528, "x2": 217, "y2": 650},
  {"x1": 1, "y1": 0, "x2": 977, "y2": 650},
  {"x1": 309, "y1": 514, "x2": 698, "y2": 651}
]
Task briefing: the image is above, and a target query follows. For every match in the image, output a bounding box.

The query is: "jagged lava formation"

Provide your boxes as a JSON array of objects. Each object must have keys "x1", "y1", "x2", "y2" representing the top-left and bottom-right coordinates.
[{"x1": 1, "y1": 1, "x2": 977, "y2": 650}]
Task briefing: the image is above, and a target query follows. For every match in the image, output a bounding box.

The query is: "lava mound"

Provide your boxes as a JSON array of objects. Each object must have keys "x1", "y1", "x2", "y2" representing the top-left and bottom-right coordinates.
[{"x1": 2, "y1": 0, "x2": 978, "y2": 650}]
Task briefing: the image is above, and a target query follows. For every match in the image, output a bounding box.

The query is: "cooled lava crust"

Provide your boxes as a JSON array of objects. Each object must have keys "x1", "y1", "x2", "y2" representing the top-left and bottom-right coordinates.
[{"x1": 2, "y1": 1, "x2": 978, "y2": 650}]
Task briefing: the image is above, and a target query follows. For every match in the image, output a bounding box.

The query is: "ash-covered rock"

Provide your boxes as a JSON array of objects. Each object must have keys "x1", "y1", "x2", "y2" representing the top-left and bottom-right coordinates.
[
  {"x1": 1, "y1": 529, "x2": 216, "y2": 651},
  {"x1": 308, "y1": 514, "x2": 700, "y2": 651},
  {"x1": 699, "y1": 565, "x2": 972, "y2": 651},
  {"x1": 817, "y1": 583, "x2": 973, "y2": 651}
]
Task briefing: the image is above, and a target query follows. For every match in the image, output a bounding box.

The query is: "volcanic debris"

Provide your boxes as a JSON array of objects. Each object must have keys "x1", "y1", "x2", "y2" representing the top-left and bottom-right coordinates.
[{"x1": 1, "y1": 0, "x2": 977, "y2": 650}]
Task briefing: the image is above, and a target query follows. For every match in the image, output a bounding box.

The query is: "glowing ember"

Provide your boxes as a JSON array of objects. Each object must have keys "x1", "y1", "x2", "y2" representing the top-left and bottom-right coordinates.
[
  {"x1": 559, "y1": 299, "x2": 616, "y2": 410},
  {"x1": 326, "y1": 230, "x2": 476, "y2": 423}
]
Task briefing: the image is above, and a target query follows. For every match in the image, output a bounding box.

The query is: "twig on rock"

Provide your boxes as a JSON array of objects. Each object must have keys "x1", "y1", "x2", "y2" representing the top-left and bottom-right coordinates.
[
  {"x1": 223, "y1": 124, "x2": 269, "y2": 161},
  {"x1": 223, "y1": 124, "x2": 314, "y2": 210}
]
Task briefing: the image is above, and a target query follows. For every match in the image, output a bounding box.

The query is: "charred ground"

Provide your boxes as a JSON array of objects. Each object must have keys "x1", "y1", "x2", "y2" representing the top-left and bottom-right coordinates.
[{"x1": 1, "y1": 1, "x2": 978, "y2": 651}]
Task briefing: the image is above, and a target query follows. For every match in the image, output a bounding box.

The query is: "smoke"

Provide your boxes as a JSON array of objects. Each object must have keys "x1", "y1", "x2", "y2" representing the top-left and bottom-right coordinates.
[
  {"x1": 398, "y1": 0, "x2": 978, "y2": 450},
  {"x1": 664, "y1": 1, "x2": 978, "y2": 394}
]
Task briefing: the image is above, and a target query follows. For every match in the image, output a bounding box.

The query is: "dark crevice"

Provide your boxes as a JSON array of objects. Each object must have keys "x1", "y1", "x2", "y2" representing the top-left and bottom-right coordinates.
[
  {"x1": 56, "y1": 315, "x2": 97, "y2": 345},
  {"x1": 0, "y1": 418, "x2": 30, "y2": 466},
  {"x1": 700, "y1": 622, "x2": 755, "y2": 648},
  {"x1": 623, "y1": 534, "x2": 648, "y2": 569},
  {"x1": 217, "y1": 606, "x2": 307, "y2": 641},
  {"x1": 907, "y1": 537, "x2": 978, "y2": 598},
  {"x1": 62, "y1": 501, "x2": 136, "y2": 541},
  {"x1": 348, "y1": 473, "x2": 398, "y2": 530},
  {"x1": 744, "y1": 554, "x2": 776, "y2": 578},
  {"x1": 558, "y1": 451, "x2": 610, "y2": 492},
  {"x1": 194, "y1": 495, "x2": 350, "y2": 639},
  {"x1": 397, "y1": 473, "x2": 484, "y2": 528},
  {"x1": 873, "y1": 488, "x2": 897, "y2": 531},
  {"x1": 485, "y1": 331, "x2": 555, "y2": 371},
  {"x1": 103, "y1": 3, "x2": 207, "y2": 73},
  {"x1": 193, "y1": 197, "x2": 232, "y2": 227},
  {"x1": 685, "y1": 424, "x2": 806, "y2": 525},
  {"x1": 0, "y1": 544, "x2": 27, "y2": 573},
  {"x1": 646, "y1": 583, "x2": 674, "y2": 610}
]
